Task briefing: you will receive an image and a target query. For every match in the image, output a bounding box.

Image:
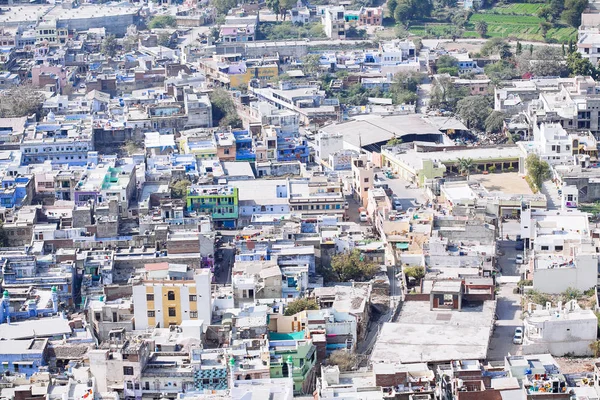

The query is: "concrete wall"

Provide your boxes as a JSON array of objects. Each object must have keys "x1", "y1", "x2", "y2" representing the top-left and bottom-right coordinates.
[{"x1": 533, "y1": 254, "x2": 598, "y2": 294}]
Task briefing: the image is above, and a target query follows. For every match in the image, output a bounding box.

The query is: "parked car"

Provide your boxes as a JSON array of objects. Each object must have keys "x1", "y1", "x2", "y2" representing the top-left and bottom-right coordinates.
[
  {"x1": 393, "y1": 199, "x2": 403, "y2": 211},
  {"x1": 516, "y1": 254, "x2": 524, "y2": 264},
  {"x1": 344, "y1": 202, "x2": 349, "y2": 210},
  {"x1": 513, "y1": 327, "x2": 523, "y2": 344}
]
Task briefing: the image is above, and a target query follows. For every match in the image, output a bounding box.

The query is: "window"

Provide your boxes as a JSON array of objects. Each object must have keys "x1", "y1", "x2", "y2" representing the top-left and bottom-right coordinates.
[
  {"x1": 123, "y1": 367, "x2": 134, "y2": 375},
  {"x1": 134, "y1": 383, "x2": 140, "y2": 390},
  {"x1": 126, "y1": 382, "x2": 133, "y2": 390},
  {"x1": 189, "y1": 295, "x2": 197, "y2": 302},
  {"x1": 190, "y1": 311, "x2": 198, "y2": 318},
  {"x1": 364, "y1": 177, "x2": 369, "y2": 183},
  {"x1": 555, "y1": 245, "x2": 564, "y2": 251},
  {"x1": 147, "y1": 310, "x2": 155, "y2": 317},
  {"x1": 146, "y1": 294, "x2": 154, "y2": 301},
  {"x1": 168, "y1": 307, "x2": 177, "y2": 317},
  {"x1": 541, "y1": 246, "x2": 549, "y2": 251},
  {"x1": 167, "y1": 291, "x2": 175, "y2": 301}
]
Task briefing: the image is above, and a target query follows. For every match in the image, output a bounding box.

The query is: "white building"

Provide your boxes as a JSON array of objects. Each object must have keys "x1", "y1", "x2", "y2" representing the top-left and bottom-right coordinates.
[
  {"x1": 521, "y1": 207, "x2": 597, "y2": 294},
  {"x1": 520, "y1": 123, "x2": 574, "y2": 166},
  {"x1": 132, "y1": 268, "x2": 212, "y2": 330},
  {"x1": 523, "y1": 300, "x2": 598, "y2": 356},
  {"x1": 322, "y1": 6, "x2": 346, "y2": 40}
]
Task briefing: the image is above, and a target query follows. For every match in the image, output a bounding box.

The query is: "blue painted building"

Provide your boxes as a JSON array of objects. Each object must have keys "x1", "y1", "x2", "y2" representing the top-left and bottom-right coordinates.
[
  {"x1": 0, "y1": 176, "x2": 32, "y2": 208},
  {"x1": 0, "y1": 338, "x2": 48, "y2": 377},
  {"x1": 276, "y1": 133, "x2": 309, "y2": 163},
  {"x1": 233, "y1": 130, "x2": 256, "y2": 162}
]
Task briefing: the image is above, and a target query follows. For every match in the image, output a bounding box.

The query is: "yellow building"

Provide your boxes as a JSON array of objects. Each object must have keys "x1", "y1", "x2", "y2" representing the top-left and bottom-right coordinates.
[{"x1": 132, "y1": 266, "x2": 212, "y2": 329}]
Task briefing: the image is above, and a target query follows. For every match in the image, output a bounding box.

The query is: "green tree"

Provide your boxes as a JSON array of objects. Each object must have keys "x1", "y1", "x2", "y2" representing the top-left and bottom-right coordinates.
[
  {"x1": 123, "y1": 35, "x2": 138, "y2": 52},
  {"x1": 516, "y1": 41, "x2": 522, "y2": 56},
  {"x1": 387, "y1": 0, "x2": 398, "y2": 17},
  {"x1": 436, "y1": 55, "x2": 459, "y2": 75},
  {"x1": 485, "y1": 111, "x2": 507, "y2": 133},
  {"x1": 404, "y1": 266, "x2": 425, "y2": 280},
  {"x1": 456, "y1": 157, "x2": 474, "y2": 179},
  {"x1": 387, "y1": 137, "x2": 403, "y2": 146},
  {"x1": 123, "y1": 140, "x2": 143, "y2": 155},
  {"x1": 539, "y1": 21, "x2": 552, "y2": 40},
  {"x1": 158, "y1": 32, "x2": 172, "y2": 48},
  {"x1": 475, "y1": 20, "x2": 488, "y2": 37},
  {"x1": 550, "y1": 0, "x2": 565, "y2": 21},
  {"x1": 393, "y1": 0, "x2": 433, "y2": 24},
  {"x1": 284, "y1": 297, "x2": 319, "y2": 316},
  {"x1": 591, "y1": 341, "x2": 600, "y2": 357},
  {"x1": 484, "y1": 61, "x2": 518, "y2": 84},
  {"x1": 562, "y1": 0, "x2": 588, "y2": 27},
  {"x1": 101, "y1": 34, "x2": 117, "y2": 58},
  {"x1": 212, "y1": 0, "x2": 238, "y2": 16},
  {"x1": 330, "y1": 249, "x2": 379, "y2": 282},
  {"x1": 481, "y1": 38, "x2": 511, "y2": 59},
  {"x1": 567, "y1": 51, "x2": 597, "y2": 77},
  {"x1": 537, "y1": 6, "x2": 552, "y2": 22},
  {"x1": 209, "y1": 88, "x2": 242, "y2": 128},
  {"x1": 302, "y1": 54, "x2": 321, "y2": 77},
  {"x1": 517, "y1": 46, "x2": 567, "y2": 77},
  {"x1": 0, "y1": 85, "x2": 45, "y2": 119},
  {"x1": 390, "y1": 71, "x2": 422, "y2": 104},
  {"x1": 456, "y1": 95, "x2": 492, "y2": 130},
  {"x1": 148, "y1": 15, "x2": 177, "y2": 29},
  {"x1": 430, "y1": 75, "x2": 468, "y2": 111},
  {"x1": 170, "y1": 179, "x2": 191, "y2": 199},
  {"x1": 525, "y1": 154, "x2": 551, "y2": 191},
  {"x1": 266, "y1": 0, "x2": 281, "y2": 19}
]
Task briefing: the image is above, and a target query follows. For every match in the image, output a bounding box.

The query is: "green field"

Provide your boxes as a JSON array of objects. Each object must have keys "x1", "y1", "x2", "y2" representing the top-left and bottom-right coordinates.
[
  {"x1": 407, "y1": 4, "x2": 577, "y2": 43},
  {"x1": 485, "y1": 3, "x2": 545, "y2": 15}
]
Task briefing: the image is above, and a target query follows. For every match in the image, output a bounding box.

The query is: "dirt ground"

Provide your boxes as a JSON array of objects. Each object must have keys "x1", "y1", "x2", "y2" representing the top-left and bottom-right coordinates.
[
  {"x1": 472, "y1": 172, "x2": 533, "y2": 195},
  {"x1": 555, "y1": 357, "x2": 596, "y2": 373}
]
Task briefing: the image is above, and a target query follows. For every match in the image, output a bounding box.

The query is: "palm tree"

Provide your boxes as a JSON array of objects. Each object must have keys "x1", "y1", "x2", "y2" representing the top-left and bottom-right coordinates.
[
  {"x1": 476, "y1": 20, "x2": 488, "y2": 37},
  {"x1": 457, "y1": 157, "x2": 474, "y2": 179}
]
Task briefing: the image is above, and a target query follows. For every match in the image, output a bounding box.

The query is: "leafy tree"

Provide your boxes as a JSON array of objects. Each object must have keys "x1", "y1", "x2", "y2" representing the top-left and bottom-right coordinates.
[
  {"x1": 123, "y1": 35, "x2": 138, "y2": 52},
  {"x1": 537, "y1": 6, "x2": 552, "y2": 22},
  {"x1": 212, "y1": 0, "x2": 238, "y2": 16},
  {"x1": 390, "y1": 71, "x2": 422, "y2": 104},
  {"x1": 170, "y1": 179, "x2": 191, "y2": 199},
  {"x1": 404, "y1": 266, "x2": 425, "y2": 280},
  {"x1": 481, "y1": 38, "x2": 511, "y2": 59},
  {"x1": 387, "y1": 0, "x2": 398, "y2": 18},
  {"x1": 525, "y1": 154, "x2": 551, "y2": 191},
  {"x1": 562, "y1": 286, "x2": 582, "y2": 301},
  {"x1": 484, "y1": 61, "x2": 518, "y2": 83},
  {"x1": 123, "y1": 140, "x2": 143, "y2": 155},
  {"x1": 539, "y1": 22, "x2": 552, "y2": 40},
  {"x1": 393, "y1": 0, "x2": 433, "y2": 24},
  {"x1": 158, "y1": 32, "x2": 172, "y2": 48},
  {"x1": 387, "y1": 137, "x2": 403, "y2": 146},
  {"x1": 346, "y1": 26, "x2": 367, "y2": 39},
  {"x1": 567, "y1": 51, "x2": 597, "y2": 77},
  {"x1": 517, "y1": 46, "x2": 567, "y2": 77},
  {"x1": 430, "y1": 75, "x2": 468, "y2": 111},
  {"x1": 209, "y1": 88, "x2": 242, "y2": 128},
  {"x1": 484, "y1": 111, "x2": 506, "y2": 133},
  {"x1": 101, "y1": 34, "x2": 117, "y2": 58},
  {"x1": 590, "y1": 340, "x2": 600, "y2": 357},
  {"x1": 456, "y1": 95, "x2": 492, "y2": 130},
  {"x1": 330, "y1": 249, "x2": 379, "y2": 282},
  {"x1": 0, "y1": 85, "x2": 45, "y2": 119},
  {"x1": 284, "y1": 297, "x2": 319, "y2": 316},
  {"x1": 562, "y1": 0, "x2": 588, "y2": 27},
  {"x1": 148, "y1": 15, "x2": 177, "y2": 29},
  {"x1": 475, "y1": 20, "x2": 488, "y2": 37},
  {"x1": 516, "y1": 41, "x2": 522, "y2": 56},
  {"x1": 456, "y1": 157, "x2": 474, "y2": 179},
  {"x1": 436, "y1": 55, "x2": 458, "y2": 75},
  {"x1": 266, "y1": 0, "x2": 281, "y2": 19},
  {"x1": 302, "y1": 54, "x2": 321, "y2": 77},
  {"x1": 327, "y1": 350, "x2": 357, "y2": 372},
  {"x1": 550, "y1": 0, "x2": 565, "y2": 21}
]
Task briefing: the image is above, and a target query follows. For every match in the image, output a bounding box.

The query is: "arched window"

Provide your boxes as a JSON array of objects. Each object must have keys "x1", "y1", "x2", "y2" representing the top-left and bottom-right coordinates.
[{"x1": 167, "y1": 291, "x2": 175, "y2": 301}]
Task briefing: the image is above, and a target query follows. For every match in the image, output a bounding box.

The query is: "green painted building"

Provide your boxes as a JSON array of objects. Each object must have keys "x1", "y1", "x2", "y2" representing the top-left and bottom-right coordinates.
[
  {"x1": 269, "y1": 338, "x2": 316, "y2": 394},
  {"x1": 186, "y1": 185, "x2": 239, "y2": 228}
]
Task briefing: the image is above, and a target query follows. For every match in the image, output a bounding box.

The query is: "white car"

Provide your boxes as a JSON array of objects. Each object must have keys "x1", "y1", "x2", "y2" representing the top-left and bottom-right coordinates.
[
  {"x1": 515, "y1": 254, "x2": 524, "y2": 264},
  {"x1": 513, "y1": 327, "x2": 523, "y2": 345}
]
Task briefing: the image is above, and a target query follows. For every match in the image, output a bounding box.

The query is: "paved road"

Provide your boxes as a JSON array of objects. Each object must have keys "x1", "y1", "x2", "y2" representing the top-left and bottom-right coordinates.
[
  {"x1": 417, "y1": 76, "x2": 432, "y2": 114},
  {"x1": 421, "y1": 38, "x2": 563, "y2": 50},
  {"x1": 488, "y1": 283, "x2": 523, "y2": 360},
  {"x1": 376, "y1": 173, "x2": 429, "y2": 211},
  {"x1": 214, "y1": 241, "x2": 235, "y2": 285}
]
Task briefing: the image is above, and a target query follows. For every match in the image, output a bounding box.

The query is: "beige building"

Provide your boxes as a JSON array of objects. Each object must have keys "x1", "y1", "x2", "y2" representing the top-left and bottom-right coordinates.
[{"x1": 352, "y1": 154, "x2": 374, "y2": 207}]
